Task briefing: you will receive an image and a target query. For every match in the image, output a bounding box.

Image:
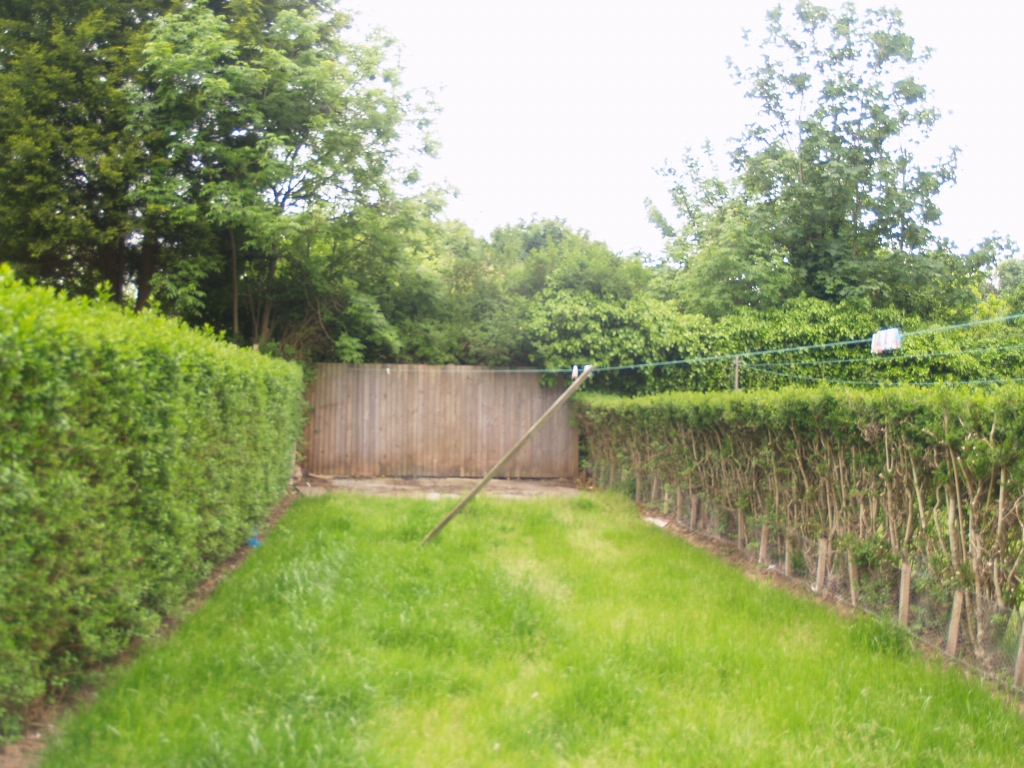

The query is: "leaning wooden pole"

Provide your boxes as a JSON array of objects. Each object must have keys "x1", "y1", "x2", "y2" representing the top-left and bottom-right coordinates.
[{"x1": 420, "y1": 365, "x2": 594, "y2": 545}]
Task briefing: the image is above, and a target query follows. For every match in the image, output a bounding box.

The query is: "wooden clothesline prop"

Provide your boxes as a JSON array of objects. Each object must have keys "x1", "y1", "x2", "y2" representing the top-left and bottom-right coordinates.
[{"x1": 420, "y1": 364, "x2": 594, "y2": 545}]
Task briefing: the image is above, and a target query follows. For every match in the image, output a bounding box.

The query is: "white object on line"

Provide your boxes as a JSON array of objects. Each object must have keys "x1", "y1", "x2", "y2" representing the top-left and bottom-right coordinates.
[
  {"x1": 571, "y1": 365, "x2": 579, "y2": 380},
  {"x1": 870, "y1": 327, "x2": 902, "y2": 354}
]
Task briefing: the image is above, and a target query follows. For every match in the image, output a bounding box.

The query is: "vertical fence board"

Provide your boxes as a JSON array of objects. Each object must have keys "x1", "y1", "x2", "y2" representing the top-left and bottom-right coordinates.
[{"x1": 304, "y1": 364, "x2": 578, "y2": 478}]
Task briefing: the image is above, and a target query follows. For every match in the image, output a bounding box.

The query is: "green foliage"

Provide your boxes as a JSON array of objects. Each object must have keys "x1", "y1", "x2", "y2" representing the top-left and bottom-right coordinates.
[
  {"x1": 355, "y1": 219, "x2": 662, "y2": 371},
  {"x1": 1, "y1": 0, "x2": 1016, "y2": 376},
  {"x1": 575, "y1": 383, "x2": 1024, "y2": 622},
  {"x1": 256, "y1": 195, "x2": 448, "y2": 364},
  {"x1": 393, "y1": 220, "x2": 537, "y2": 366},
  {"x1": 523, "y1": 283, "x2": 1024, "y2": 394},
  {"x1": 650, "y1": 3, "x2": 994, "y2": 316},
  {"x1": 714, "y1": 297, "x2": 1024, "y2": 390},
  {"x1": 36, "y1": 492, "x2": 1024, "y2": 766},
  {"x1": 0, "y1": 266, "x2": 306, "y2": 739},
  {"x1": 134, "y1": 0, "x2": 426, "y2": 331},
  {"x1": 1001, "y1": 265, "x2": 1024, "y2": 295},
  {"x1": 0, "y1": 0, "x2": 428, "y2": 324},
  {"x1": 313, "y1": 217, "x2": 1023, "y2": 392},
  {"x1": 527, "y1": 293, "x2": 723, "y2": 394},
  {"x1": 0, "y1": 0, "x2": 170, "y2": 301},
  {"x1": 1000, "y1": 609, "x2": 1023, "y2": 662},
  {"x1": 997, "y1": 252, "x2": 1024, "y2": 297}
]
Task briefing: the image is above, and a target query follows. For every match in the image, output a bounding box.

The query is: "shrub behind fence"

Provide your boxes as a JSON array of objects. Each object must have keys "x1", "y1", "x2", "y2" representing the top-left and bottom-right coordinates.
[{"x1": 0, "y1": 267, "x2": 306, "y2": 738}]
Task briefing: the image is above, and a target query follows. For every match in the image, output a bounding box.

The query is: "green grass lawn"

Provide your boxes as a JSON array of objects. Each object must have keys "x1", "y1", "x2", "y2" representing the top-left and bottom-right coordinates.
[{"x1": 40, "y1": 492, "x2": 1024, "y2": 766}]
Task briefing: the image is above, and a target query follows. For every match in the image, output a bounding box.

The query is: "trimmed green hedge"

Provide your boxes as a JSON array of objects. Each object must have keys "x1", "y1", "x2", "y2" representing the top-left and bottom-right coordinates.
[
  {"x1": 575, "y1": 385, "x2": 1024, "y2": 621},
  {"x1": 0, "y1": 266, "x2": 306, "y2": 738}
]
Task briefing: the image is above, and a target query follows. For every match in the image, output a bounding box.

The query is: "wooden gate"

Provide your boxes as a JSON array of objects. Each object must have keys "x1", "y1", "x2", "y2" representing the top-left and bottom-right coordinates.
[{"x1": 302, "y1": 364, "x2": 579, "y2": 478}]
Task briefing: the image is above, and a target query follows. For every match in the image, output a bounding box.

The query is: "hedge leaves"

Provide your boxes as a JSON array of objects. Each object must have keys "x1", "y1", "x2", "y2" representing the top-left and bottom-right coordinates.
[{"x1": 0, "y1": 266, "x2": 305, "y2": 738}]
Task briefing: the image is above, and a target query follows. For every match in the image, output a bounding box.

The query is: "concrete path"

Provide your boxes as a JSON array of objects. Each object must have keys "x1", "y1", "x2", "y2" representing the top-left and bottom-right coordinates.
[{"x1": 296, "y1": 476, "x2": 578, "y2": 500}]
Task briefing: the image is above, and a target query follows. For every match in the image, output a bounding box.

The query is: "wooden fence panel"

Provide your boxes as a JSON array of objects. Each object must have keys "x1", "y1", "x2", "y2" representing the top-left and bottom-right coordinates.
[{"x1": 302, "y1": 364, "x2": 579, "y2": 478}]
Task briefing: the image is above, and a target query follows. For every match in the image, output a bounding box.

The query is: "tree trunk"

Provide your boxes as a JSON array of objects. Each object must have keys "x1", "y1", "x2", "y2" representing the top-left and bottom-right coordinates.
[
  {"x1": 229, "y1": 228, "x2": 239, "y2": 337},
  {"x1": 134, "y1": 237, "x2": 157, "y2": 311},
  {"x1": 257, "y1": 256, "x2": 277, "y2": 342},
  {"x1": 100, "y1": 243, "x2": 126, "y2": 304}
]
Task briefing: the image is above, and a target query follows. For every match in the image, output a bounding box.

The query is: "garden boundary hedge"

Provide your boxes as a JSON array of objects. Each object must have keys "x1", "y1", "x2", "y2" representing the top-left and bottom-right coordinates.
[
  {"x1": 574, "y1": 386, "x2": 1024, "y2": 676},
  {"x1": 0, "y1": 267, "x2": 306, "y2": 739}
]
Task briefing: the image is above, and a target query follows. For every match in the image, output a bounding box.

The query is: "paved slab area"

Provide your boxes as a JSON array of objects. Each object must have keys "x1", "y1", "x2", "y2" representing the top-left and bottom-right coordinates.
[{"x1": 297, "y1": 476, "x2": 578, "y2": 499}]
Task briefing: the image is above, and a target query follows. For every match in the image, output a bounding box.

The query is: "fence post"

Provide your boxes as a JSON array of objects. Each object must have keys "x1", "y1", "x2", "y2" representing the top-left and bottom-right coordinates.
[
  {"x1": 635, "y1": 474, "x2": 643, "y2": 505},
  {"x1": 784, "y1": 534, "x2": 792, "y2": 577},
  {"x1": 661, "y1": 486, "x2": 670, "y2": 516},
  {"x1": 1013, "y1": 610, "x2": 1024, "y2": 688},
  {"x1": 847, "y1": 553, "x2": 859, "y2": 608},
  {"x1": 737, "y1": 511, "x2": 747, "y2": 552},
  {"x1": 676, "y1": 487, "x2": 684, "y2": 523},
  {"x1": 758, "y1": 524, "x2": 770, "y2": 565},
  {"x1": 946, "y1": 589, "x2": 964, "y2": 656},
  {"x1": 898, "y1": 561, "x2": 912, "y2": 627},
  {"x1": 690, "y1": 495, "x2": 700, "y2": 530},
  {"x1": 815, "y1": 538, "x2": 828, "y2": 593},
  {"x1": 650, "y1": 476, "x2": 659, "y2": 504}
]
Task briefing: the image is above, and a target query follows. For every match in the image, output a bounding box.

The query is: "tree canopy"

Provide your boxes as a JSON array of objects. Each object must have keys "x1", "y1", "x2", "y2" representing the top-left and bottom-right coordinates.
[
  {"x1": 1, "y1": 0, "x2": 1018, "y2": 387},
  {"x1": 0, "y1": 0, "x2": 170, "y2": 302},
  {"x1": 649, "y1": 1, "x2": 1001, "y2": 319},
  {"x1": 0, "y1": 0, "x2": 429, "y2": 333}
]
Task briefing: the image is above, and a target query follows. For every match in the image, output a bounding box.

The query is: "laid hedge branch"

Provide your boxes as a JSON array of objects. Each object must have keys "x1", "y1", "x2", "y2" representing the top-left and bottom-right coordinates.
[{"x1": 0, "y1": 267, "x2": 306, "y2": 739}]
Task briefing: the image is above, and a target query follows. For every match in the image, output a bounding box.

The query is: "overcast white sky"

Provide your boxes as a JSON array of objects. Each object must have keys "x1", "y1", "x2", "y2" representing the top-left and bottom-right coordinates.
[{"x1": 348, "y1": 0, "x2": 1021, "y2": 259}]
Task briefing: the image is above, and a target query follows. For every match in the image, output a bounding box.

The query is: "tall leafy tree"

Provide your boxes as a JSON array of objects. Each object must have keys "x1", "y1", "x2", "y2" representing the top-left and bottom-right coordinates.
[
  {"x1": 0, "y1": 0, "x2": 428, "y2": 330},
  {"x1": 134, "y1": 0, "x2": 425, "y2": 337},
  {"x1": 0, "y1": 0, "x2": 170, "y2": 303},
  {"x1": 652, "y1": 2, "x2": 992, "y2": 317},
  {"x1": 261, "y1": 193, "x2": 447, "y2": 363}
]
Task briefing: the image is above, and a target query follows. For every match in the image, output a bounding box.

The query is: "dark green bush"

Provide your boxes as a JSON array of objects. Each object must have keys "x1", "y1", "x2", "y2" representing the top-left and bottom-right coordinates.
[
  {"x1": 0, "y1": 266, "x2": 306, "y2": 738},
  {"x1": 539, "y1": 296, "x2": 1024, "y2": 396}
]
